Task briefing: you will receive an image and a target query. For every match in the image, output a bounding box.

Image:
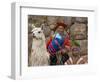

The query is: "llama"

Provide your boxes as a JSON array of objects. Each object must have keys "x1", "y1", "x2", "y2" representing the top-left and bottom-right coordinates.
[{"x1": 29, "y1": 27, "x2": 50, "y2": 66}]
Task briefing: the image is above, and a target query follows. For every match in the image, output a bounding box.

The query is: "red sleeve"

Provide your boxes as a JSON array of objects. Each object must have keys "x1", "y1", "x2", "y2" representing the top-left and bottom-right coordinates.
[
  {"x1": 64, "y1": 39, "x2": 70, "y2": 47},
  {"x1": 64, "y1": 32, "x2": 70, "y2": 47}
]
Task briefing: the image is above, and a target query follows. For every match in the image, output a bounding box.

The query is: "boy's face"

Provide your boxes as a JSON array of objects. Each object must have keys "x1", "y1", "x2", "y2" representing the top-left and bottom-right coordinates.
[
  {"x1": 56, "y1": 26, "x2": 64, "y2": 34},
  {"x1": 72, "y1": 46, "x2": 80, "y2": 57}
]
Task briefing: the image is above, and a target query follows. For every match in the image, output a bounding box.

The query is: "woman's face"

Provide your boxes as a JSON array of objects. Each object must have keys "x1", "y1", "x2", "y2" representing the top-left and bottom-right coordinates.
[{"x1": 56, "y1": 26, "x2": 64, "y2": 34}]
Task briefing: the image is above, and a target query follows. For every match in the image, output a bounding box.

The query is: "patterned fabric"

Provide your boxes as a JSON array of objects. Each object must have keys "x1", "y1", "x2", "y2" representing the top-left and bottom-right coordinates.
[
  {"x1": 63, "y1": 32, "x2": 70, "y2": 47},
  {"x1": 47, "y1": 33, "x2": 64, "y2": 56}
]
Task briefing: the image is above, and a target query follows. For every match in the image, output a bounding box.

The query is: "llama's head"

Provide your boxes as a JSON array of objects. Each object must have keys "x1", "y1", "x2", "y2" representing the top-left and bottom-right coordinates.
[{"x1": 31, "y1": 27, "x2": 45, "y2": 40}]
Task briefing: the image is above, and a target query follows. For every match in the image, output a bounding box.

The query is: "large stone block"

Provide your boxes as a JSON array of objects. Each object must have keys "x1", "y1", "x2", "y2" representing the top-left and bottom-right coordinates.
[
  {"x1": 70, "y1": 23, "x2": 87, "y2": 40},
  {"x1": 75, "y1": 17, "x2": 88, "y2": 23},
  {"x1": 47, "y1": 16, "x2": 57, "y2": 24},
  {"x1": 79, "y1": 40, "x2": 88, "y2": 56}
]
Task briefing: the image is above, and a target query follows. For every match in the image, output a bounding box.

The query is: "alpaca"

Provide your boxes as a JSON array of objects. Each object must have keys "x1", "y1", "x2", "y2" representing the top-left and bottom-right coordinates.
[{"x1": 29, "y1": 27, "x2": 50, "y2": 66}]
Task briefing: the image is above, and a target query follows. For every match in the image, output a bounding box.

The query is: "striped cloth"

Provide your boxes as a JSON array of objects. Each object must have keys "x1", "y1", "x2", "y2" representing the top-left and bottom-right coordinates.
[{"x1": 47, "y1": 33, "x2": 64, "y2": 56}]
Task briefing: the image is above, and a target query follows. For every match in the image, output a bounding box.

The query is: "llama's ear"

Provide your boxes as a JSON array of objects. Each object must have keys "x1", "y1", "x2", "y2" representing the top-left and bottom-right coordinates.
[
  {"x1": 41, "y1": 24, "x2": 44, "y2": 30},
  {"x1": 31, "y1": 24, "x2": 36, "y2": 33},
  {"x1": 31, "y1": 29, "x2": 34, "y2": 32},
  {"x1": 32, "y1": 24, "x2": 36, "y2": 28}
]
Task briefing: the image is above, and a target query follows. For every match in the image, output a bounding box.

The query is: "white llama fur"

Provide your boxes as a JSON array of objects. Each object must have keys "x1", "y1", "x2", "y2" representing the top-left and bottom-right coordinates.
[{"x1": 29, "y1": 27, "x2": 50, "y2": 66}]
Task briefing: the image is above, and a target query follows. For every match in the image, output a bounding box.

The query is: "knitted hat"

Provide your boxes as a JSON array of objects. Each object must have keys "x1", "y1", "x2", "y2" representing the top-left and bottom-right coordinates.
[{"x1": 55, "y1": 22, "x2": 67, "y2": 29}]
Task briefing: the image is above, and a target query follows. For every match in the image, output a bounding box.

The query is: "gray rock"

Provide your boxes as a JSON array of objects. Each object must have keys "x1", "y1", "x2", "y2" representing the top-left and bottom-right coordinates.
[
  {"x1": 75, "y1": 17, "x2": 87, "y2": 23},
  {"x1": 76, "y1": 40, "x2": 88, "y2": 56},
  {"x1": 47, "y1": 16, "x2": 58, "y2": 25},
  {"x1": 70, "y1": 22, "x2": 87, "y2": 40}
]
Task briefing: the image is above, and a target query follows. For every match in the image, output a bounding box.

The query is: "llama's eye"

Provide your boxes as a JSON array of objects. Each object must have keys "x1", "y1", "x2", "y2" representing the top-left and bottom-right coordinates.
[{"x1": 38, "y1": 31, "x2": 41, "y2": 33}]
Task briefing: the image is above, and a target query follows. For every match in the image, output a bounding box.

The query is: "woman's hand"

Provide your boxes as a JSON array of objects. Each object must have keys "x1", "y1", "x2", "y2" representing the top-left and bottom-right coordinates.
[
  {"x1": 65, "y1": 45, "x2": 70, "y2": 52},
  {"x1": 57, "y1": 48, "x2": 67, "y2": 55}
]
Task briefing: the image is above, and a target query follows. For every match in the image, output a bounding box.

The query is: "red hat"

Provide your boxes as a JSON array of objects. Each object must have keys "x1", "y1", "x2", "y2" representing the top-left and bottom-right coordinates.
[{"x1": 56, "y1": 22, "x2": 67, "y2": 29}]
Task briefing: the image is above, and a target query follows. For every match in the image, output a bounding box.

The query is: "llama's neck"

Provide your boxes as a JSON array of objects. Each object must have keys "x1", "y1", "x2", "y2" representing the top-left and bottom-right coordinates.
[{"x1": 32, "y1": 38, "x2": 46, "y2": 50}]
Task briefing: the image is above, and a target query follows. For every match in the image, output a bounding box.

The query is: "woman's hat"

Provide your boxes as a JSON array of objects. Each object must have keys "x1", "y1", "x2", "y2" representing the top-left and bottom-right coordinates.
[{"x1": 56, "y1": 22, "x2": 67, "y2": 29}]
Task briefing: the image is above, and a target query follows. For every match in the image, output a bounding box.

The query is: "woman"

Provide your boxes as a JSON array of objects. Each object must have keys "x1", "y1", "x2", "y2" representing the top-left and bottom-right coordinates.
[{"x1": 47, "y1": 22, "x2": 70, "y2": 65}]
